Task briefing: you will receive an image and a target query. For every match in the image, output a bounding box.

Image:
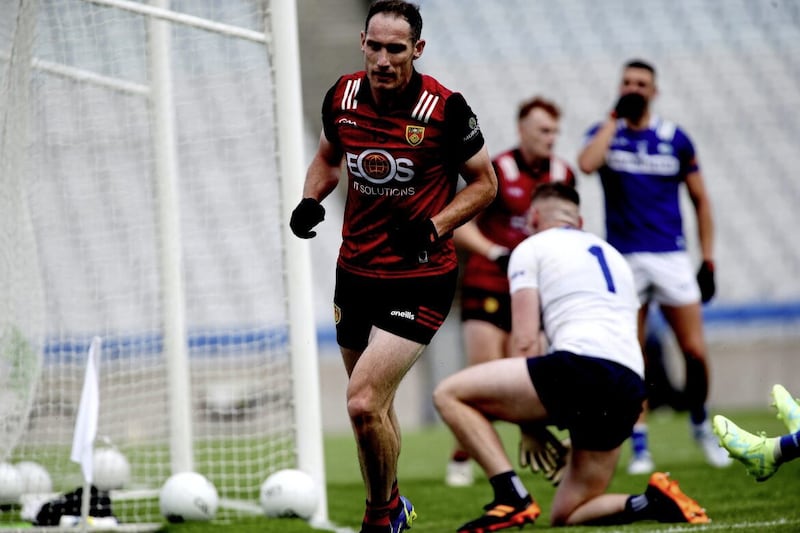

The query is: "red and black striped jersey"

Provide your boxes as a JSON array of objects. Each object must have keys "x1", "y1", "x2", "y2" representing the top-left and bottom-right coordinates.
[
  {"x1": 322, "y1": 70, "x2": 485, "y2": 279},
  {"x1": 461, "y1": 148, "x2": 576, "y2": 293}
]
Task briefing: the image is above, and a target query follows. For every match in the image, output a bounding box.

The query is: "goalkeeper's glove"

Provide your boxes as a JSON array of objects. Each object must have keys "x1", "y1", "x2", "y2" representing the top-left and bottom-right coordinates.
[
  {"x1": 613, "y1": 92, "x2": 647, "y2": 123},
  {"x1": 389, "y1": 218, "x2": 439, "y2": 264},
  {"x1": 518, "y1": 424, "x2": 570, "y2": 486},
  {"x1": 487, "y1": 244, "x2": 511, "y2": 274},
  {"x1": 696, "y1": 260, "x2": 716, "y2": 303},
  {"x1": 290, "y1": 198, "x2": 325, "y2": 239}
]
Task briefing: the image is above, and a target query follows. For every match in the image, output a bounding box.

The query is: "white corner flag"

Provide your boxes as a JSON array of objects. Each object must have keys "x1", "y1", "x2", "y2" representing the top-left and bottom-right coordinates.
[{"x1": 70, "y1": 336, "x2": 102, "y2": 483}]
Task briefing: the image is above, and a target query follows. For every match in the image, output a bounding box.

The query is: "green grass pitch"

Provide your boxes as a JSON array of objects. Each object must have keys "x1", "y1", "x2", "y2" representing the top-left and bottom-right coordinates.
[
  {"x1": 157, "y1": 408, "x2": 799, "y2": 532},
  {"x1": 3, "y1": 408, "x2": 798, "y2": 532}
]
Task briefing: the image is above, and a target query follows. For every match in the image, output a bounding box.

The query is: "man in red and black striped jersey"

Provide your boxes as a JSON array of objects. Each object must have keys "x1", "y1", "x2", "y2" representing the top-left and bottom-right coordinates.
[
  {"x1": 445, "y1": 96, "x2": 576, "y2": 487},
  {"x1": 289, "y1": 2, "x2": 497, "y2": 532}
]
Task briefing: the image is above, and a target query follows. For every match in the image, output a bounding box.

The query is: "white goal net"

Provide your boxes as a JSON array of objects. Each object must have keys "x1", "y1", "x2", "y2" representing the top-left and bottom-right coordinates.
[{"x1": 1, "y1": 0, "x2": 325, "y2": 524}]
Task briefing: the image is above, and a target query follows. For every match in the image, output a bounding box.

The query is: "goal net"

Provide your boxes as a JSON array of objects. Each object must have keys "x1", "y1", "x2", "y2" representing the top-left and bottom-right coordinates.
[{"x1": 1, "y1": 0, "x2": 325, "y2": 524}]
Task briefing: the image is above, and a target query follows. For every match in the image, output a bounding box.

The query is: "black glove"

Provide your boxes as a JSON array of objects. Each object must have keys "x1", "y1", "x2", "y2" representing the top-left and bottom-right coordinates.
[
  {"x1": 613, "y1": 92, "x2": 647, "y2": 122},
  {"x1": 486, "y1": 244, "x2": 512, "y2": 273},
  {"x1": 390, "y1": 218, "x2": 438, "y2": 264},
  {"x1": 696, "y1": 260, "x2": 716, "y2": 303},
  {"x1": 289, "y1": 198, "x2": 325, "y2": 239},
  {"x1": 34, "y1": 485, "x2": 114, "y2": 526},
  {"x1": 495, "y1": 253, "x2": 511, "y2": 274}
]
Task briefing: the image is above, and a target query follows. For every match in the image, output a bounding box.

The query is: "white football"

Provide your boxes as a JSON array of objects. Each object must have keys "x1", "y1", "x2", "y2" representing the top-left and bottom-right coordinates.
[
  {"x1": 14, "y1": 461, "x2": 52, "y2": 493},
  {"x1": 93, "y1": 447, "x2": 131, "y2": 491},
  {"x1": 260, "y1": 469, "x2": 318, "y2": 520},
  {"x1": 0, "y1": 462, "x2": 23, "y2": 504},
  {"x1": 159, "y1": 471, "x2": 218, "y2": 523}
]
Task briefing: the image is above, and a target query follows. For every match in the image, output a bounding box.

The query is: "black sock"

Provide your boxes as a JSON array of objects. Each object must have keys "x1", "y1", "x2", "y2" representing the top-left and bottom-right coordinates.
[
  {"x1": 685, "y1": 357, "x2": 709, "y2": 423},
  {"x1": 585, "y1": 493, "x2": 648, "y2": 525},
  {"x1": 488, "y1": 471, "x2": 530, "y2": 505}
]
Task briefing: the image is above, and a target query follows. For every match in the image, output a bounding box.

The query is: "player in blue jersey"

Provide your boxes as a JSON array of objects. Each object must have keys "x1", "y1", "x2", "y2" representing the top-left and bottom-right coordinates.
[{"x1": 577, "y1": 59, "x2": 731, "y2": 474}]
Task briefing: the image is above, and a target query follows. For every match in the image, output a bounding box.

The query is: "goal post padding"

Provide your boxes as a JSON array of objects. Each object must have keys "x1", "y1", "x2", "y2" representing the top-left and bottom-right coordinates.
[{"x1": 1, "y1": 0, "x2": 326, "y2": 524}]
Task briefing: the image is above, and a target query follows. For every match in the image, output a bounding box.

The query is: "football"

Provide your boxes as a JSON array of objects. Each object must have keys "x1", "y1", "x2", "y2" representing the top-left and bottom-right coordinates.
[
  {"x1": 159, "y1": 471, "x2": 218, "y2": 523},
  {"x1": 92, "y1": 447, "x2": 131, "y2": 491},
  {"x1": 0, "y1": 462, "x2": 23, "y2": 504},
  {"x1": 260, "y1": 469, "x2": 318, "y2": 520},
  {"x1": 14, "y1": 461, "x2": 52, "y2": 493}
]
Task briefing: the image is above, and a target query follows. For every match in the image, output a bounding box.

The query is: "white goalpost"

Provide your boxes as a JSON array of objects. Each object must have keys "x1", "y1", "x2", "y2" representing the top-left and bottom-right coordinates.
[{"x1": 1, "y1": 0, "x2": 327, "y2": 525}]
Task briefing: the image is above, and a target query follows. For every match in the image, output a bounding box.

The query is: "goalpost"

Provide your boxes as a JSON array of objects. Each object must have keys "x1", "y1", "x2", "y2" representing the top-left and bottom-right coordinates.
[{"x1": 1, "y1": 0, "x2": 327, "y2": 525}]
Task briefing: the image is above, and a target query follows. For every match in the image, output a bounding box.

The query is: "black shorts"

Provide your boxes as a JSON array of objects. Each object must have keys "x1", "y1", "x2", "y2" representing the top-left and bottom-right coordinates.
[
  {"x1": 333, "y1": 266, "x2": 458, "y2": 351},
  {"x1": 527, "y1": 351, "x2": 645, "y2": 451},
  {"x1": 459, "y1": 287, "x2": 511, "y2": 332}
]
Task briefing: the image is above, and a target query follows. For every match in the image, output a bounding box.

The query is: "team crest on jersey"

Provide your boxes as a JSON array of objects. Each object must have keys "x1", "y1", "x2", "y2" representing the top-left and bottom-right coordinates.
[
  {"x1": 333, "y1": 303, "x2": 341, "y2": 324},
  {"x1": 405, "y1": 125, "x2": 425, "y2": 146}
]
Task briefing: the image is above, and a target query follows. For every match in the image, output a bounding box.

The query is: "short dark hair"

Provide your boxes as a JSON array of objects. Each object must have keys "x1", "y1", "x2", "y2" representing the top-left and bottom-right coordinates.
[
  {"x1": 532, "y1": 182, "x2": 580, "y2": 206},
  {"x1": 366, "y1": 0, "x2": 423, "y2": 43},
  {"x1": 518, "y1": 95, "x2": 561, "y2": 121},
  {"x1": 624, "y1": 59, "x2": 656, "y2": 79}
]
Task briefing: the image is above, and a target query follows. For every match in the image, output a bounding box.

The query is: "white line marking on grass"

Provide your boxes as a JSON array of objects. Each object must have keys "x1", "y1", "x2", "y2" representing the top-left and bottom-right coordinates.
[
  {"x1": 310, "y1": 519, "x2": 357, "y2": 533},
  {"x1": 603, "y1": 517, "x2": 799, "y2": 533}
]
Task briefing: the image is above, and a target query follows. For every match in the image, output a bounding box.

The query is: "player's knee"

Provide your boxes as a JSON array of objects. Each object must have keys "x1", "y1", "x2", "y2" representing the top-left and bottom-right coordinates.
[
  {"x1": 345, "y1": 387, "x2": 380, "y2": 423},
  {"x1": 549, "y1": 507, "x2": 570, "y2": 527},
  {"x1": 675, "y1": 332, "x2": 706, "y2": 360},
  {"x1": 432, "y1": 378, "x2": 457, "y2": 418}
]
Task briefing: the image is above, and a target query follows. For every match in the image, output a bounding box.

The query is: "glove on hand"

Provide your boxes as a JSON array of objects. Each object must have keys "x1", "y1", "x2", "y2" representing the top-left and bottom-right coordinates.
[
  {"x1": 290, "y1": 198, "x2": 325, "y2": 239},
  {"x1": 487, "y1": 244, "x2": 511, "y2": 273},
  {"x1": 696, "y1": 260, "x2": 716, "y2": 303},
  {"x1": 518, "y1": 424, "x2": 570, "y2": 486},
  {"x1": 613, "y1": 92, "x2": 647, "y2": 123},
  {"x1": 390, "y1": 218, "x2": 439, "y2": 263}
]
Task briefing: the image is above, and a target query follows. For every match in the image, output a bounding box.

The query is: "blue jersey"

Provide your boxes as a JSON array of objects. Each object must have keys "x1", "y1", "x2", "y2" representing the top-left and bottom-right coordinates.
[{"x1": 584, "y1": 116, "x2": 699, "y2": 254}]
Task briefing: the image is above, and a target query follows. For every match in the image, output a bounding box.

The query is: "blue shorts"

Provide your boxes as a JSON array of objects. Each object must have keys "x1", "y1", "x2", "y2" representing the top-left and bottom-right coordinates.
[
  {"x1": 333, "y1": 266, "x2": 458, "y2": 350},
  {"x1": 527, "y1": 351, "x2": 645, "y2": 451}
]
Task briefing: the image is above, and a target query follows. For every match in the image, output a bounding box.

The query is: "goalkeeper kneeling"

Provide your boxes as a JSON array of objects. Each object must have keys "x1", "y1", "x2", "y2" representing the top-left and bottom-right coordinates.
[{"x1": 433, "y1": 183, "x2": 709, "y2": 532}]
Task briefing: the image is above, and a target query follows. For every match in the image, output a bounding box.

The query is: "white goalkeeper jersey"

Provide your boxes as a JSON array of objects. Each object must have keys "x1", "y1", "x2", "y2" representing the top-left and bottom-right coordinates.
[{"x1": 508, "y1": 226, "x2": 644, "y2": 377}]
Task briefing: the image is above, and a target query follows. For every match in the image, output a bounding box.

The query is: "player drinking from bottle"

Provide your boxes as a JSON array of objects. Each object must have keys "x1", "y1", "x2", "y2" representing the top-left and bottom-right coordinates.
[
  {"x1": 434, "y1": 183, "x2": 709, "y2": 532},
  {"x1": 288, "y1": 1, "x2": 497, "y2": 531},
  {"x1": 577, "y1": 59, "x2": 730, "y2": 474}
]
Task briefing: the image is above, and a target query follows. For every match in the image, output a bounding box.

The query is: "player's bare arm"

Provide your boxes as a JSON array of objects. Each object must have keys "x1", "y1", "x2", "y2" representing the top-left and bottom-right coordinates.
[
  {"x1": 301, "y1": 130, "x2": 344, "y2": 201},
  {"x1": 577, "y1": 118, "x2": 616, "y2": 174},
  {"x1": 453, "y1": 219, "x2": 508, "y2": 259},
  {"x1": 685, "y1": 170, "x2": 715, "y2": 262},
  {"x1": 510, "y1": 287, "x2": 541, "y2": 357},
  {"x1": 430, "y1": 145, "x2": 497, "y2": 236}
]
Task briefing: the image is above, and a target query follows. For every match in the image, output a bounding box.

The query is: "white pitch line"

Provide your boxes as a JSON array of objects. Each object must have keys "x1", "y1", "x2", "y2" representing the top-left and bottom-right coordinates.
[{"x1": 600, "y1": 517, "x2": 798, "y2": 533}]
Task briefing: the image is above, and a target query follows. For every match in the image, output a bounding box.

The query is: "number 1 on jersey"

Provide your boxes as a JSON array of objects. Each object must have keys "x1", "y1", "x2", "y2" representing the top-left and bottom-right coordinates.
[{"x1": 588, "y1": 245, "x2": 616, "y2": 293}]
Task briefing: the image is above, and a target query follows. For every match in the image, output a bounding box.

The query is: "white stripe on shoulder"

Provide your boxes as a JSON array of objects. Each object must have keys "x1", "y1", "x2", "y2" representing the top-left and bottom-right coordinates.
[
  {"x1": 550, "y1": 158, "x2": 567, "y2": 182},
  {"x1": 412, "y1": 90, "x2": 440, "y2": 123},
  {"x1": 342, "y1": 78, "x2": 360, "y2": 110},
  {"x1": 497, "y1": 153, "x2": 520, "y2": 181},
  {"x1": 655, "y1": 118, "x2": 677, "y2": 141}
]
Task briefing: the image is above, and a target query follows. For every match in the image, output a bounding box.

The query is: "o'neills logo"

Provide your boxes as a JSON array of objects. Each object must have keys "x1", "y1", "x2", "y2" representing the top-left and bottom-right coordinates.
[
  {"x1": 390, "y1": 310, "x2": 415, "y2": 320},
  {"x1": 405, "y1": 125, "x2": 425, "y2": 146}
]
